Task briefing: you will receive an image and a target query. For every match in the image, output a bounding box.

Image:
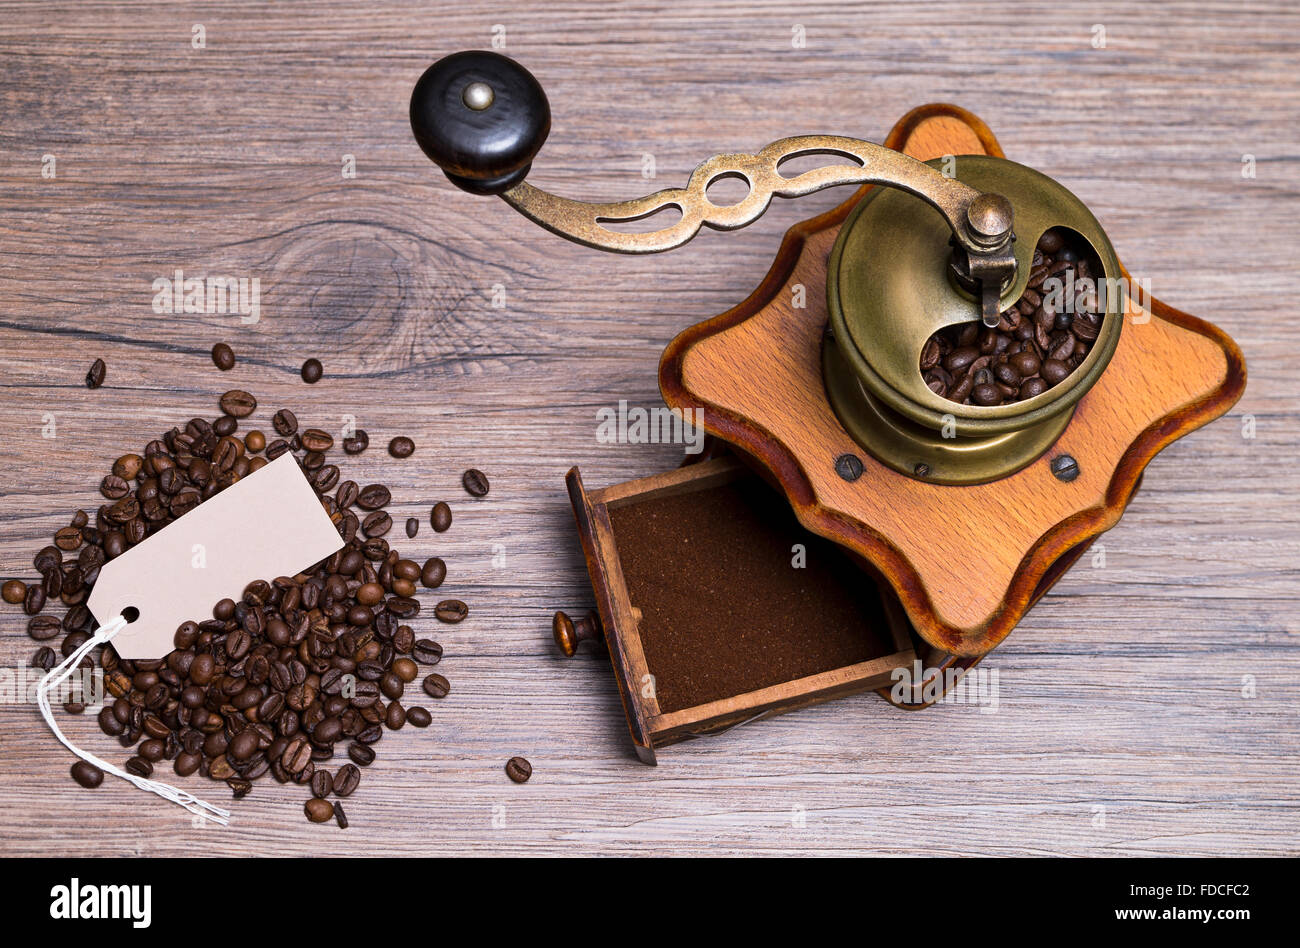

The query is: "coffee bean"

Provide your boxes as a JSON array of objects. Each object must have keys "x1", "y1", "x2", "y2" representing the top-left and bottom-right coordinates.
[
  {"x1": 434, "y1": 600, "x2": 467, "y2": 624},
  {"x1": 347, "y1": 742, "x2": 376, "y2": 766},
  {"x1": 385, "y1": 701, "x2": 406, "y2": 730},
  {"x1": 85, "y1": 359, "x2": 106, "y2": 389},
  {"x1": 422, "y1": 674, "x2": 450, "y2": 699},
  {"x1": 219, "y1": 390, "x2": 257, "y2": 418},
  {"x1": 362, "y1": 511, "x2": 392, "y2": 538},
  {"x1": 405, "y1": 517, "x2": 419, "y2": 538},
  {"x1": 406, "y1": 706, "x2": 432, "y2": 727},
  {"x1": 71, "y1": 760, "x2": 104, "y2": 788},
  {"x1": 305, "y1": 798, "x2": 334, "y2": 823},
  {"x1": 301, "y1": 358, "x2": 323, "y2": 384},
  {"x1": 301, "y1": 428, "x2": 333, "y2": 452},
  {"x1": 333, "y1": 801, "x2": 348, "y2": 829},
  {"x1": 32, "y1": 646, "x2": 56, "y2": 671},
  {"x1": 505, "y1": 756, "x2": 532, "y2": 783},
  {"x1": 23, "y1": 585, "x2": 47, "y2": 616},
  {"x1": 462, "y1": 468, "x2": 490, "y2": 497},
  {"x1": 212, "y1": 342, "x2": 236, "y2": 371},
  {"x1": 125, "y1": 756, "x2": 153, "y2": 778},
  {"x1": 311, "y1": 769, "x2": 333, "y2": 798},
  {"x1": 430, "y1": 502, "x2": 452, "y2": 533},
  {"x1": 343, "y1": 430, "x2": 369, "y2": 454},
  {"x1": 334, "y1": 763, "x2": 361, "y2": 796},
  {"x1": 419, "y1": 558, "x2": 446, "y2": 589},
  {"x1": 356, "y1": 484, "x2": 390, "y2": 510},
  {"x1": 271, "y1": 409, "x2": 298, "y2": 437},
  {"x1": 388, "y1": 436, "x2": 414, "y2": 459},
  {"x1": 2, "y1": 579, "x2": 26, "y2": 604},
  {"x1": 391, "y1": 657, "x2": 418, "y2": 683}
]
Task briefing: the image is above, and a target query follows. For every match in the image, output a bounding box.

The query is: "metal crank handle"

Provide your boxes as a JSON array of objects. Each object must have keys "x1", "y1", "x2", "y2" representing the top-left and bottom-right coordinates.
[{"x1": 410, "y1": 51, "x2": 1017, "y2": 323}]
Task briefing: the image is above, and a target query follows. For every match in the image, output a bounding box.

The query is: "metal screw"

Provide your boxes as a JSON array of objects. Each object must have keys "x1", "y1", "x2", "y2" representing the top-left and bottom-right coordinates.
[
  {"x1": 914, "y1": 462, "x2": 931, "y2": 478},
  {"x1": 1050, "y1": 454, "x2": 1079, "y2": 482},
  {"x1": 462, "y1": 81, "x2": 495, "y2": 111},
  {"x1": 834, "y1": 453, "x2": 864, "y2": 482}
]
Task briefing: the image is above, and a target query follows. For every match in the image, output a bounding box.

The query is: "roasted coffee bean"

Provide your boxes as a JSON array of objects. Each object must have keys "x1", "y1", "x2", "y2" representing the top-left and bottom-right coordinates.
[
  {"x1": 311, "y1": 769, "x2": 334, "y2": 798},
  {"x1": 385, "y1": 701, "x2": 406, "y2": 730},
  {"x1": 219, "y1": 390, "x2": 257, "y2": 418},
  {"x1": 86, "y1": 358, "x2": 106, "y2": 389},
  {"x1": 244, "y1": 429, "x2": 266, "y2": 453},
  {"x1": 212, "y1": 342, "x2": 236, "y2": 371},
  {"x1": 430, "y1": 502, "x2": 452, "y2": 533},
  {"x1": 301, "y1": 358, "x2": 323, "y2": 384},
  {"x1": 54, "y1": 526, "x2": 83, "y2": 551},
  {"x1": 333, "y1": 801, "x2": 348, "y2": 828},
  {"x1": 405, "y1": 517, "x2": 419, "y2": 538},
  {"x1": 413, "y1": 639, "x2": 443, "y2": 664},
  {"x1": 334, "y1": 763, "x2": 361, "y2": 796},
  {"x1": 71, "y1": 760, "x2": 105, "y2": 788},
  {"x1": 422, "y1": 674, "x2": 450, "y2": 699},
  {"x1": 505, "y1": 756, "x2": 532, "y2": 783},
  {"x1": 462, "y1": 468, "x2": 490, "y2": 497},
  {"x1": 362, "y1": 511, "x2": 392, "y2": 538},
  {"x1": 32, "y1": 646, "x2": 57, "y2": 671},
  {"x1": 24, "y1": 586, "x2": 48, "y2": 617},
  {"x1": 391, "y1": 657, "x2": 418, "y2": 683},
  {"x1": 388, "y1": 436, "x2": 414, "y2": 459},
  {"x1": 343, "y1": 430, "x2": 369, "y2": 454},
  {"x1": 433, "y1": 600, "x2": 467, "y2": 624},
  {"x1": 125, "y1": 756, "x2": 153, "y2": 778},
  {"x1": 271, "y1": 409, "x2": 298, "y2": 437},
  {"x1": 347, "y1": 741, "x2": 375, "y2": 766},
  {"x1": 406, "y1": 706, "x2": 432, "y2": 728},
  {"x1": 2, "y1": 579, "x2": 26, "y2": 604},
  {"x1": 412, "y1": 557, "x2": 444, "y2": 590},
  {"x1": 387, "y1": 597, "x2": 419, "y2": 619},
  {"x1": 356, "y1": 484, "x2": 390, "y2": 510},
  {"x1": 305, "y1": 797, "x2": 334, "y2": 823},
  {"x1": 298, "y1": 428, "x2": 332, "y2": 452}
]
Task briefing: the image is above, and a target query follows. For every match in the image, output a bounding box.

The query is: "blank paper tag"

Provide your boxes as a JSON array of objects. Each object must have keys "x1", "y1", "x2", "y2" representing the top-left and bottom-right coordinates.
[{"x1": 89, "y1": 453, "x2": 344, "y2": 659}]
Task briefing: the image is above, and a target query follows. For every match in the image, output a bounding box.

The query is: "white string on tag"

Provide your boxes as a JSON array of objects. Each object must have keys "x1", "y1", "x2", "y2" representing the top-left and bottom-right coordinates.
[{"x1": 36, "y1": 613, "x2": 232, "y2": 826}]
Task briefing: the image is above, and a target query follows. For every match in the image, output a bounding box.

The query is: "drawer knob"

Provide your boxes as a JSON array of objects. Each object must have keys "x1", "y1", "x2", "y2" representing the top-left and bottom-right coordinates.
[{"x1": 553, "y1": 609, "x2": 603, "y2": 657}]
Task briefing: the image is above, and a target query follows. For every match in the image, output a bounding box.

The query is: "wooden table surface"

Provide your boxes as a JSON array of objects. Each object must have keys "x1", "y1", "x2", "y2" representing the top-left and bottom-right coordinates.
[{"x1": 1, "y1": 1, "x2": 1296, "y2": 857}]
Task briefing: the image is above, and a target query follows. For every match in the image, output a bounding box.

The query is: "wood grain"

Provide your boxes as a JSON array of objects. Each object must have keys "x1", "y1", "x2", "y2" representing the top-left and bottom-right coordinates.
[{"x1": 0, "y1": 0, "x2": 1296, "y2": 857}]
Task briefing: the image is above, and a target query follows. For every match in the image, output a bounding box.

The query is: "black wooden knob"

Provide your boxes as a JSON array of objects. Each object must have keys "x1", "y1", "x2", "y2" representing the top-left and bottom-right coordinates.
[{"x1": 410, "y1": 50, "x2": 550, "y2": 195}]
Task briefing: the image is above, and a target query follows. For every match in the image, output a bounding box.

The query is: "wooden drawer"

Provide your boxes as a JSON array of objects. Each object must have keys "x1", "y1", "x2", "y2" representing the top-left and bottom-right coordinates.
[{"x1": 563, "y1": 456, "x2": 915, "y2": 764}]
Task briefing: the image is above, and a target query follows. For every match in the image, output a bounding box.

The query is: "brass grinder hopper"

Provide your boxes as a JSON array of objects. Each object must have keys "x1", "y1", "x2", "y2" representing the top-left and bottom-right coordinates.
[{"x1": 409, "y1": 51, "x2": 1245, "y2": 661}]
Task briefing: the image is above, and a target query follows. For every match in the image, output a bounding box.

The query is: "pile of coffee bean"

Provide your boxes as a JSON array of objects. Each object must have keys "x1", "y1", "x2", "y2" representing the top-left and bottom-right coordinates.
[
  {"x1": 921, "y1": 228, "x2": 1105, "y2": 406},
  {"x1": 7, "y1": 386, "x2": 478, "y2": 825}
]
